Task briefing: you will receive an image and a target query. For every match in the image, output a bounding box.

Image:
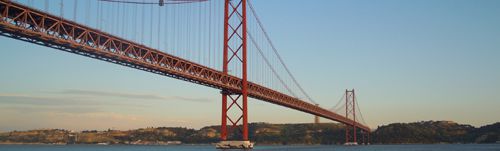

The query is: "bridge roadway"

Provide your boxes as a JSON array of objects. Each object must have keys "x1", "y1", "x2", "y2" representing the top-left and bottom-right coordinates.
[{"x1": 0, "y1": 0, "x2": 370, "y2": 132}]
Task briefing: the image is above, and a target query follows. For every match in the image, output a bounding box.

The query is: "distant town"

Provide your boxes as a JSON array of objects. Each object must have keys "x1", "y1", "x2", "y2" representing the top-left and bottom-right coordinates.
[{"x1": 0, "y1": 121, "x2": 499, "y2": 145}]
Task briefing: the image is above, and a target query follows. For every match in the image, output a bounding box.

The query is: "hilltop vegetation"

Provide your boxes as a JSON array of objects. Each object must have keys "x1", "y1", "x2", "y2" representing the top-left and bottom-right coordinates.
[
  {"x1": 0, "y1": 121, "x2": 498, "y2": 145},
  {"x1": 373, "y1": 121, "x2": 499, "y2": 144},
  {"x1": 374, "y1": 121, "x2": 470, "y2": 144}
]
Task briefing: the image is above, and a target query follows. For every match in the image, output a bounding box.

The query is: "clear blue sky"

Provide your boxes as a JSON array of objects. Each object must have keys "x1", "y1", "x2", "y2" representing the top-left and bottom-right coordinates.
[{"x1": 0, "y1": 0, "x2": 499, "y2": 131}]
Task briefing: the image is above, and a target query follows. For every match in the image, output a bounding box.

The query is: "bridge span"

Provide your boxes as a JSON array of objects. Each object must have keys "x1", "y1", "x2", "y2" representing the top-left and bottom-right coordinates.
[{"x1": 0, "y1": 0, "x2": 370, "y2": 148}]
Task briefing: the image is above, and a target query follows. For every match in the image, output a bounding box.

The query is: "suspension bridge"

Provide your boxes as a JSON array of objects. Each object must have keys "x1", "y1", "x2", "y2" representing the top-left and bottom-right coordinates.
[{"x1": 0, "y1": 0, "x2": 371, "y2": 149}]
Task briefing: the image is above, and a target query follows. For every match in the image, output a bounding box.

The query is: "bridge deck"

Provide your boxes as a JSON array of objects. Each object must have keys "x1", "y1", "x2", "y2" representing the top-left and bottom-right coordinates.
[{"x1": 0, "y1": 0, "x2": 370, "y2": 132}]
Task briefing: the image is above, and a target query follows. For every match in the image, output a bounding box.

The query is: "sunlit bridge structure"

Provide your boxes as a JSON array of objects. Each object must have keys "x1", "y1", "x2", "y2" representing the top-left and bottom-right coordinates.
[{"x1": 0, "y1": 0, "x2": 371, "y2": 149}]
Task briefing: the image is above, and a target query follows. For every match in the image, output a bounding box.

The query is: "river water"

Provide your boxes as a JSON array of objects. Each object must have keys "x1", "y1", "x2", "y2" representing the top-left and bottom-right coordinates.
[{"x1": 0, "y1": 144, "x2": 499, "y2": 151}]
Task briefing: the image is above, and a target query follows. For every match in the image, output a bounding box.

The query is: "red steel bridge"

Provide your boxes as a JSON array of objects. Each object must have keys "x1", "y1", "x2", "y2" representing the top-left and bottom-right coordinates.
[{"x1": 0, "y1": 0, "x2": 370, "y2": 148}]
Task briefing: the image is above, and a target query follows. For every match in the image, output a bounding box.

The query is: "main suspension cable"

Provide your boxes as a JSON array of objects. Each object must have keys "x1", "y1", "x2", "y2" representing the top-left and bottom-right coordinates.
[
  {"x1": 98, "y1": 0, "x2": 207, "y2": 5},
  {"x1": 248, "y1": 0, "x2": 318, "y2": 105}
]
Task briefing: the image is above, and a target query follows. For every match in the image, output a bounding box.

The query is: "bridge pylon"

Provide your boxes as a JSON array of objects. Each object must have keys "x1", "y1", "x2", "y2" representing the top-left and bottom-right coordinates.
[
  {"x1": 344, "y1": 89, "x2": 358, "y2": 145},
  {"x1": 344, "y1": 89, "x2": 370, "y2": 145},
  {"x1": 216, "y1": 0, "x2": 253, "y2": 149}
]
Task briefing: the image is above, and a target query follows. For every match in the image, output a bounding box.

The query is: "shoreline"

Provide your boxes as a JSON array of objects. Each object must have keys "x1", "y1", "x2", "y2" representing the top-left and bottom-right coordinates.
[{"x1": 1, "y1": 142, "x2": 498, "y2": 145}]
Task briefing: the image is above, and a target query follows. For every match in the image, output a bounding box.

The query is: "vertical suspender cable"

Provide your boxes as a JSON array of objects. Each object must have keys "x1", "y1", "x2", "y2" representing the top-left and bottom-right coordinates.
[
  {"x1": 59, "y1": 0, "x2": 63, "y2": 19},
  {"x1": 141, "y1": 0, "x2": 145, "y2": 44},
  {"x1": 121, "y1": 3, "x2": 125, "y2": 39},
  {"x1": 204, "y1": 2, "x2": 208, "y2": 66},
  {"x1": 187, "y1": 4, "x2": 191, "y2": 60},
  {"x1": 86, "y1": 0, "x2": 90, "y2": 24},
  {"x1": 173, "y1": 4, "x2": 177, "y2": 55},
  {"x1": 97, "y1": 1, "x2": 100, "y2": 30},
  {"x1": 150, "y1": 3, "x2": 153, "y2": 47},
  {"x1": 185, "y1": 4, "x2": 189, "y2": 59},
  {"x1": 117, "y1": 2, "x2": 120, "y2": 37},
  {"x1": 104, "y1": 2, "x2": 107, "y2": 33},
  {"x1": 114, "y1": 2, "x2": 118, "y2": 35},
  {"x1": 208, "y1": 0, "x2": 212, "y2": 68},
  {"x1": 216, "y1": 1, "x2": 220, "y2": 70},
  {"x1": 167, "y1": 6, "x2": 170, "y2": 51},
  {"x1": 44, "y1": 0, "x2": 49, "y2": 12},
  {"x1": 115, "y1": 3, "x2": 123, "y2": 37},
  {"x1": 133, "y1": 3, "x2": 137, "y2": 42},
  {"x1": 73, "y1": 0, "x2": 77, "y2": 21},
  {"x1": 118, "y1": 3, "x2": 121, "y2": 38},
  {"x1": 158, "y1": 6, "x2": 161, "y2": 50},
  {"x1": 197, "y1": 2, "x2": 201, "y2": 63},
  {"x1": 108, "y1": 2, "x2": 111, "y2": 34},
  {"x1": 124, "y1": 3, "x2": 127, "y2": 38},
  {"x1": 112, "y1": 2, "x2": 115, "y2": 35}
]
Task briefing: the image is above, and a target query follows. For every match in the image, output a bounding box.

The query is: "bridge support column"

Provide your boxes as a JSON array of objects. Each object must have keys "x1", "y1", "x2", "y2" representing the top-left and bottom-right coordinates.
[
  {"x1": 217, "y1": 0, "x2": 252, "y2": 149},
  {"x1": 314, "y1": 104, "x2": 320, "y2": 124},
  {"x1": 361, "y1": 130, "x2": 365, "y2": 145},
  {"x1": 366, "y1": 131, "x2": 371, "y2": 145}
]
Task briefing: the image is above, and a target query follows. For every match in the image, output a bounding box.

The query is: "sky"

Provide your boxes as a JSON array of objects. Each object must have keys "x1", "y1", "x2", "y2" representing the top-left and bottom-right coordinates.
[{"x1": 0, "y1": 0, "x2": 499, "y2": 132}]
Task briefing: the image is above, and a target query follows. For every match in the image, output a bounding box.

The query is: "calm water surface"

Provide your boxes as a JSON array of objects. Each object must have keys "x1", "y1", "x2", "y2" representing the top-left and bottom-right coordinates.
[{"x1": 0, "y1": 144, "x2": 499, "y2": 151}]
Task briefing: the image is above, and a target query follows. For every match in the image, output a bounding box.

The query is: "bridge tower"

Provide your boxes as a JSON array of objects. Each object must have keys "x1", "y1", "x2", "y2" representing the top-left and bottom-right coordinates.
[
  {"x1": 344, "y1": 89, "x2": 357, "y2": 145},
  {"x1": 344, "y1": 89, "x2": 371, "y2": 145},
  {"x1": 217, "y1": 0, "x2": 252, "y2": 149}
]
